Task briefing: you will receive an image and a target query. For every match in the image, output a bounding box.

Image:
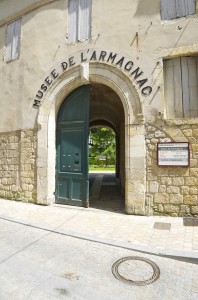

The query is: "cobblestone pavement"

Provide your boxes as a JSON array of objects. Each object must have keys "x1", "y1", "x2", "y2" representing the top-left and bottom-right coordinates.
[{"x1": 0, "y1": 199, "x2": 198, "y2": 299}]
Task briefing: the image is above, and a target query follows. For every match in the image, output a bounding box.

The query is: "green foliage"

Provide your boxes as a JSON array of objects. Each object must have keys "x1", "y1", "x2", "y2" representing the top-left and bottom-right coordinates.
[{"x1": 89, "y1": 127, "x2": 116, "y2": 167}]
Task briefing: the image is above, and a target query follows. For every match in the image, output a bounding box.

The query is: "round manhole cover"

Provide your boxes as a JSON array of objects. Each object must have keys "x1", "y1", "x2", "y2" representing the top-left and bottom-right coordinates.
[{"x1": 112, "y1": 256, "x2": 160, "y2": 286}]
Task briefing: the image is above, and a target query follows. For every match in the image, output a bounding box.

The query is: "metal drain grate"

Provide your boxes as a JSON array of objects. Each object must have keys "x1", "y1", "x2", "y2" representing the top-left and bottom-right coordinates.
[
  {"x1": 153, "y1": 222, "x2": 171, "y2": 230},
  {"x1": 183, "y1": 218, "x2": 198, "y2": 226},
  {"x1": 112, "y1": 256, "x2": 160, "y2": 286}
]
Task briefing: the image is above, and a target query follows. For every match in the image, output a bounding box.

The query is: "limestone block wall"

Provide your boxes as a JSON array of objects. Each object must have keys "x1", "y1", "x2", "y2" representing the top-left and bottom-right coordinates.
[
  {"x1": 146, "y1": 120, "x2": 198, "y2": 217},
  {"x1": 0, "y1": 129, "x2": 37, "y2": 202}
]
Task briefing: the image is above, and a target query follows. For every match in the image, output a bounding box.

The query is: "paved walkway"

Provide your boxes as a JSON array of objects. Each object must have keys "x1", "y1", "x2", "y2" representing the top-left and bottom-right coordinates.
[
  {"x1": 89, "y1": 172, "x2": 124, "y2": 211},
  {"x1": 0, "y1": 198, "x2": 197, "y2": 261}
]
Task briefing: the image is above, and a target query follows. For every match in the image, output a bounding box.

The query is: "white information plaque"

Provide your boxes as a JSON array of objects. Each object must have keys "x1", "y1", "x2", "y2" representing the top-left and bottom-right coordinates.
[{"x1": 157, "y1": 142, "x2": 189, "y2": 166}]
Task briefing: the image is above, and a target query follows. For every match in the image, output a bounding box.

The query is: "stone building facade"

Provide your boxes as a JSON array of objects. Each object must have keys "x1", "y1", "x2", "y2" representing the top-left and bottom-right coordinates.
[{"x1": 0, "y1": 0, "x2": 198, "y2": 216}]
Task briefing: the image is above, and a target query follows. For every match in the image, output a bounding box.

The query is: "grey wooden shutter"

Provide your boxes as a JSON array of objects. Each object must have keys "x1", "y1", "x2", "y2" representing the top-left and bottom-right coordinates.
[
  {"x1": 161, "y1": 0, "x2": 195, "y2": 20},
  {"x1": 186, "y1": 0, "x2": 196, "y2": 15},
  {"x1": 78, "y1": 0, "x2": 91, "y2": 41},
  {"x1": 193, "y1": 57, "x2": 198, "y2": 117},
  {"x1": 181, "y1": 57, "x2": 198, "y2": 117},
  {"x1": 176, "y1": 0, "x2": 186, "y2": 17},
  {"x1": 176, "y1": 0, "x2": 195, "y2": 18},
  {"x1": 164, "y1": 56, "x2": 198, "y2": 119},
  {"x1": 12, "y1": 19, "x2": 21, "y2": 60},
  {"x1": 5, "y1": 19, "x2": 21, "y2": 61},
  {"x1": 189, "y1": 57, "x2": 198, "y2": 117},
  {"x1": 164, "y1": 59, "x2": 175, "y2": 119},
  {"x1": 5, "y1": 21, "x2": 15, "y2": 61},
  {"x1": 173, "y1": 58, "x2": 183, "y2": 117},
  {"x1": 161, "y1": 0, "x2": 177, "y2": 20},
  {"x1": 68, "y1": 0, "x2": 78, "y2": 43},
  {"x1": 164, "y1": 58, "x2": 183, "y2": 118},
  {"x1": 180, "y1": 57, "x2": 190, "y2": 117}
]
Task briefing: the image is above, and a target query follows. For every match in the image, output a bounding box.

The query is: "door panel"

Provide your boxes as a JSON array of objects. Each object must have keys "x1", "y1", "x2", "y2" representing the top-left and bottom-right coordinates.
[
  {"x1": 60, "y1": 129, "x2": 83, "y2": 173},
  {"x1": 56, "y1": 85, "x2": 90, "y2": 207}
]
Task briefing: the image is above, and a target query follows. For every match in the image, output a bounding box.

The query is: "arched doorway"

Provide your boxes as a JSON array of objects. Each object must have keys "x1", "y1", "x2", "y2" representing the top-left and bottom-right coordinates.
[
  {"x1": 37, "y1": 60, "x2": 146, "y2": 215},
  {"x1": 55, "y1": 83, "x2": 125, "y2": 211}
]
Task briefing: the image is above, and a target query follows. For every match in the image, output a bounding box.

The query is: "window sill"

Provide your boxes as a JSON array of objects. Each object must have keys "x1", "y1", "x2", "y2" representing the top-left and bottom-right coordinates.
[
  {"x1": 161, "y1": 13, "x2": 197, "y2": 23},
  {"x1": 66, "y1": 37, "x2": 91, "y2": 45},
  {"x1": 5, "y1": 57, "x2": 20, "y2": 63}
]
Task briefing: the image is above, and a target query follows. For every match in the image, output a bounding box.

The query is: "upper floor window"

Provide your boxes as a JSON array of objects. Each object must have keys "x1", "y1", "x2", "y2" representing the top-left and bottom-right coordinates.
[
  {"x1": 161, "y1": 0, "x2": 196, "y2": 20},
  {"x1": 163, "y1": 56, "x2": 198, "y2": 118},
  {"x1": 5, "y1": 19, "x2": 21, "y2": 62},
  {"x1": 68, "y1": 0, "x2": 91, "y2": 43}
]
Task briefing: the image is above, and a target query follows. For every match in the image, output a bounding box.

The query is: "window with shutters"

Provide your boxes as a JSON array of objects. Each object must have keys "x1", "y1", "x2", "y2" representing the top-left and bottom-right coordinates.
[
  {"x1": 164, "y1": 57, "x2": 198, "y2": 118},
  {"x1": 5, "y1": 19, "x2": 21, "y2": 62},
  {"x1": 68, "y1": 0, "x2": 91, "y2": 43},
  {"x1": 161, "y1": 0, "x2": 196, "y2": 20}
]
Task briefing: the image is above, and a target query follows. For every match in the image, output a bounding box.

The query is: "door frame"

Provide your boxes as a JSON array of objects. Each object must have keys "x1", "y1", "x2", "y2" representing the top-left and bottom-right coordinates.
[{"x1": 36, "y1": 61, "x2": 146, "y2": 215}]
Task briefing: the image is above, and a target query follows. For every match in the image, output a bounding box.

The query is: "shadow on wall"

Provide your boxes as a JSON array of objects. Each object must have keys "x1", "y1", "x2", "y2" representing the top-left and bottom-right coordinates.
[{"x1": 134, "y1": 0, "x2": 160, "y2": 16}]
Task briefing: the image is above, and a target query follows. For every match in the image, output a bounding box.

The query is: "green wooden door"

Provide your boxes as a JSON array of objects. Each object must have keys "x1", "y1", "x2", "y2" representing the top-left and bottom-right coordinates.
[{"x1": 56, "y1": 85, "x2": 90, "y2": 207}]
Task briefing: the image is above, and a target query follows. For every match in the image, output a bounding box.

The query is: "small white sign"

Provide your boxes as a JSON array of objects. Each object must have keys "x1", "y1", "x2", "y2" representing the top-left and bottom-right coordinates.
[
  {"x1": 99, "y1": 156, "x2": 106, "y2": 161},
  {"x1": 157, "y1": 142, "x2": 189, "y2": 166}
]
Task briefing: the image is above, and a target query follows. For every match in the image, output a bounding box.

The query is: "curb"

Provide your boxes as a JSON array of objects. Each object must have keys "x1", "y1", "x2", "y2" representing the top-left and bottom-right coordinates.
[{"x1": 0, "y1": 214, "x2": 197, "y2": 264}]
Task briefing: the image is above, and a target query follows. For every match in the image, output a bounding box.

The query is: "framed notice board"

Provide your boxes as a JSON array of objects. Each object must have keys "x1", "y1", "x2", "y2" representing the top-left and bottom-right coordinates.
[{"x1": 157, "y1": 142, "x2": 189, "y2": 167}]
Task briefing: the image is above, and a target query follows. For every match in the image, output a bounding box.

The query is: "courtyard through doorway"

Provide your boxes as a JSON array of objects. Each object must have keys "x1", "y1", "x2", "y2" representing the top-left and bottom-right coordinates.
[{"x1": 88, "y1": 126, "x2": 124, "y2": 212}]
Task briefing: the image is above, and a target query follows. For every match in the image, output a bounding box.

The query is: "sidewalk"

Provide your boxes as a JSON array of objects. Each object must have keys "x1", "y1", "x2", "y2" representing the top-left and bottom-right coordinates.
[{"x1": 0, "y1": 198, "x2": 197, "y2": 262}]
